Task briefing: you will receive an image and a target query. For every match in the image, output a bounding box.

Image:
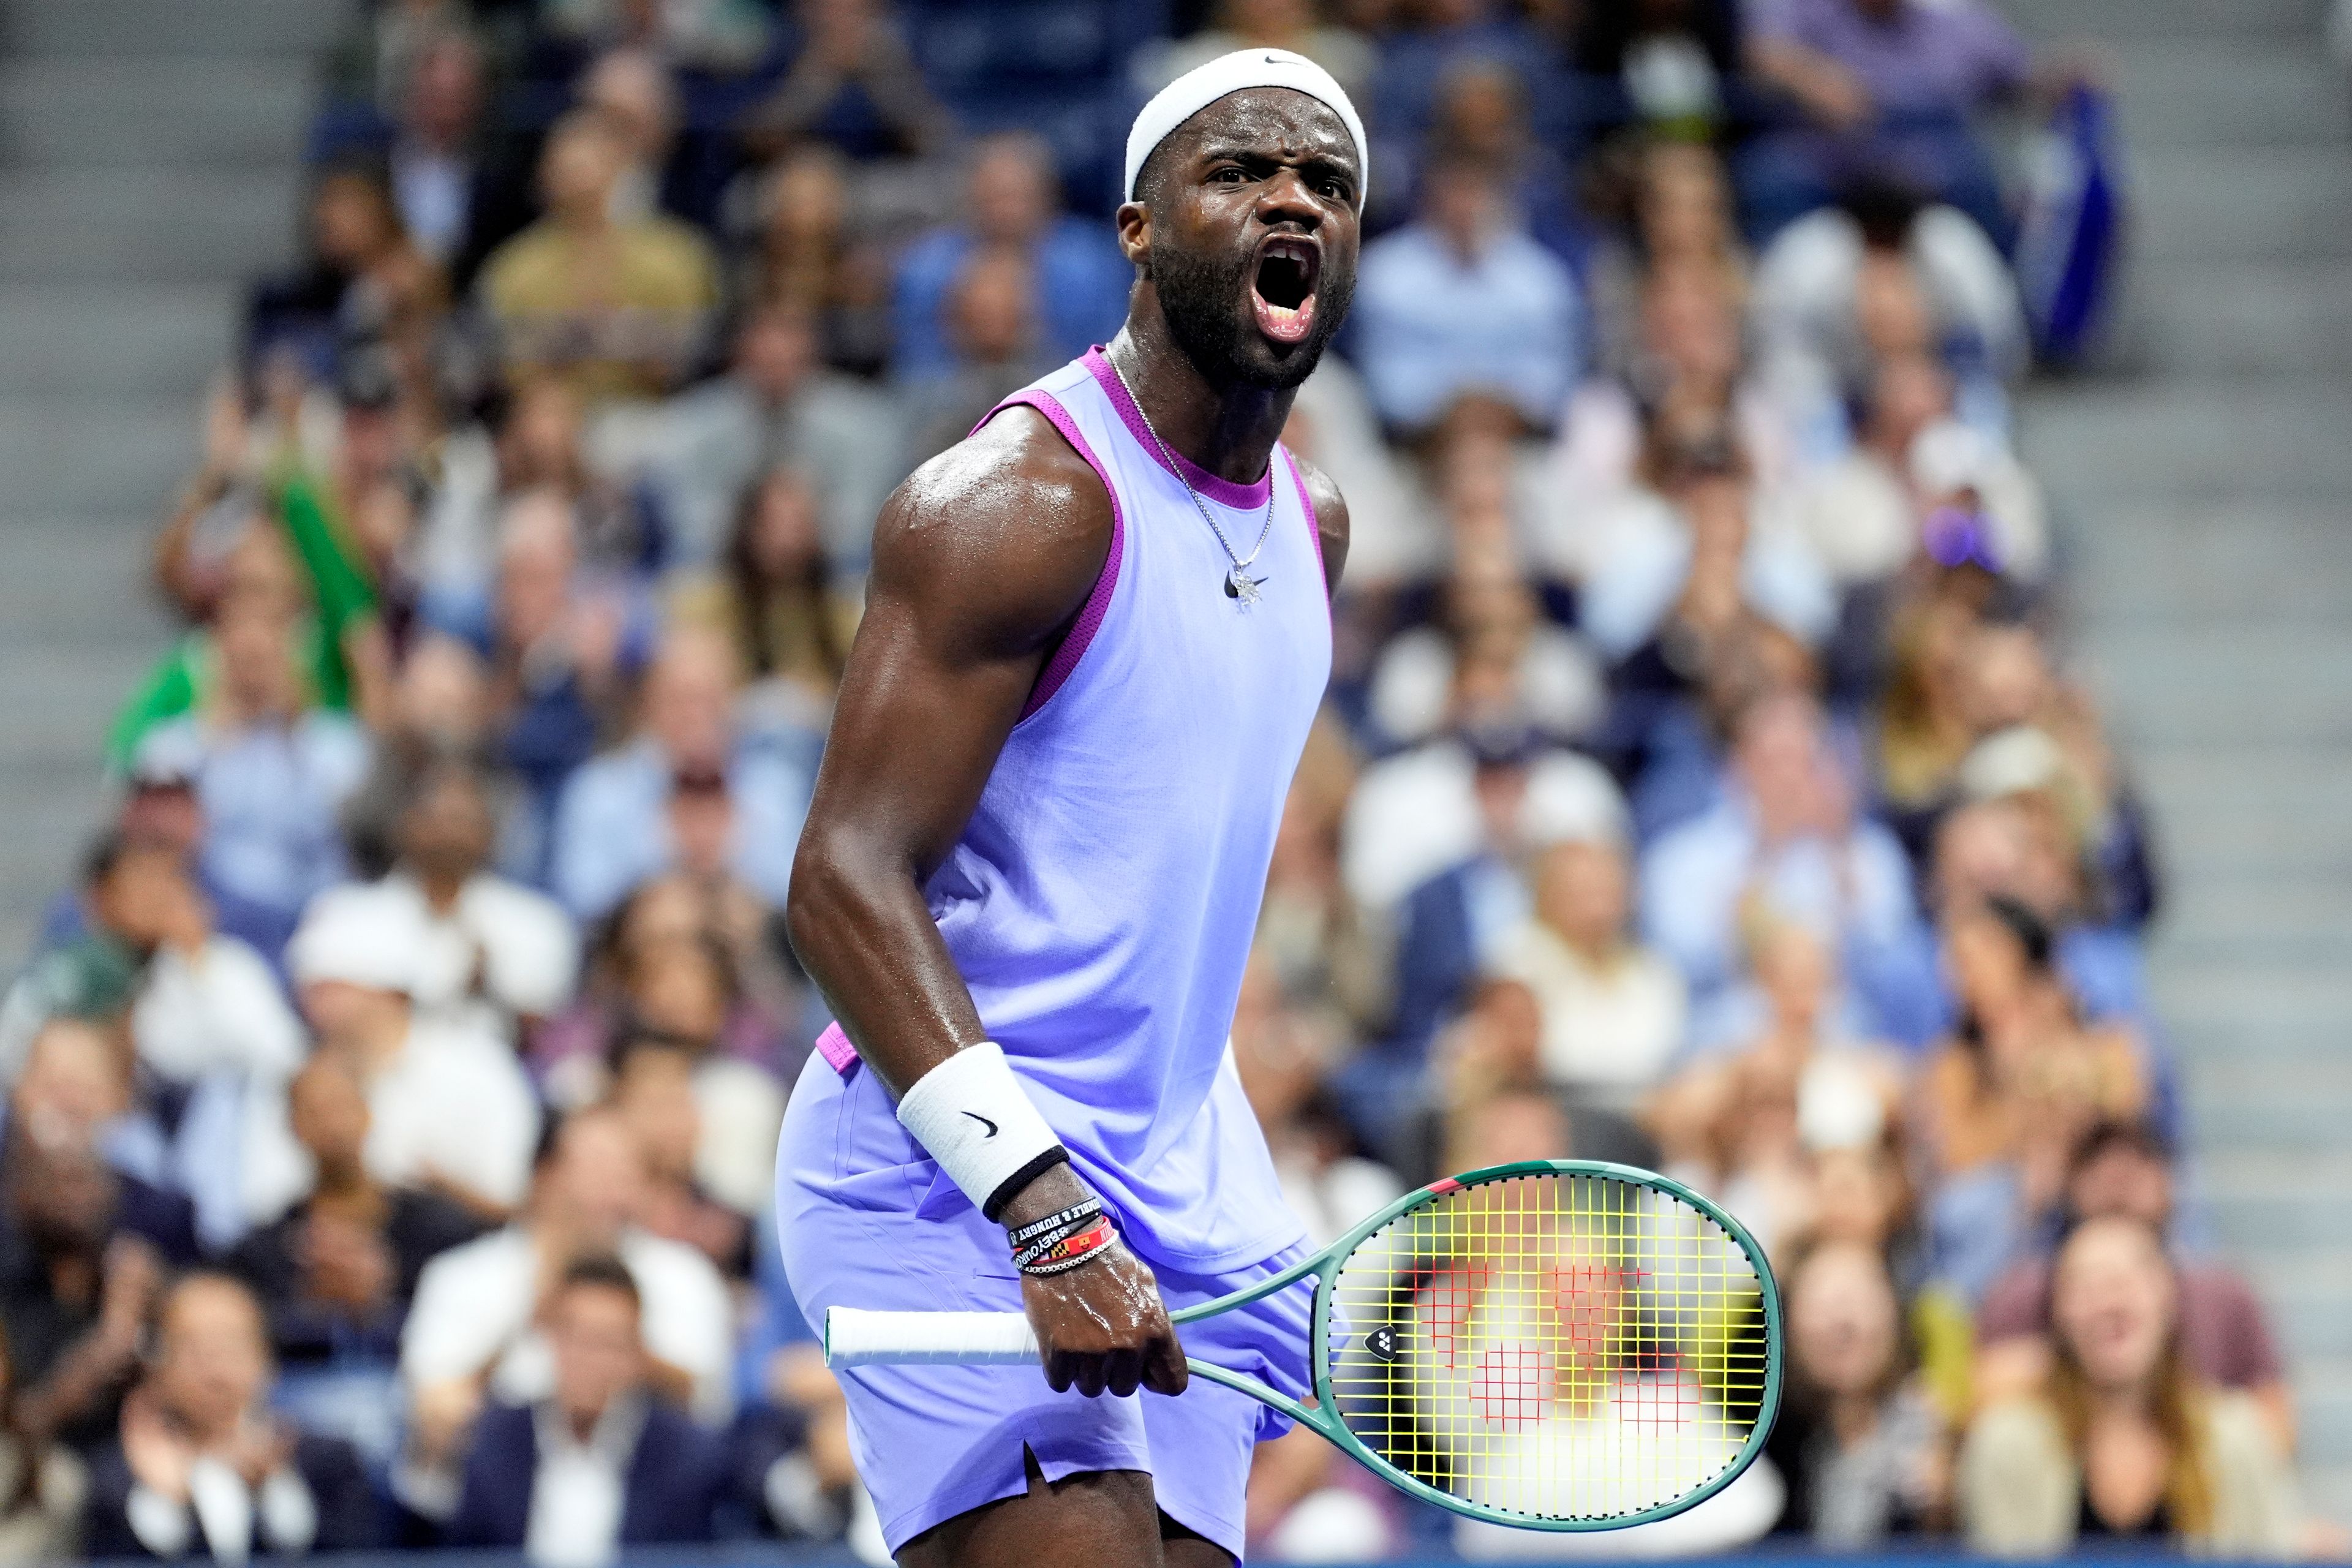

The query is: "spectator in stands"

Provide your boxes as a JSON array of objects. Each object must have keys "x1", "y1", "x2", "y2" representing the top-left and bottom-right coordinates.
[
  {"x1": 900, "y1": 244, "x2": 1056, "y2": 465},
  {"x1": 0, "y1": 832, "x2": 302, "y2": 1096},
  {"x1": 667, "y1": 467, "x2": 862, "y2": 722},
  {"x1": 447, "y1": 1256, "x2": 729, "y2": 1557},
  {"x1": 1230, "y1": 957, "x2": 1400, "y2": 1246},
  {"x1": 227, "y1": 1054, "x2": 484, "y2": 1369},
  {"x1": 1354, "y1": 154, "x2": 1583, "y2": 439},
  {"x1": 737, "y1": 143, "x2": 897, "y2": 377},
  {"x1": 1754, "y1": 179, "x2": 2027, "y2": 398},
  {"x1": 1766, "y1": 1238, "x2": 1945, "y2": 1544},
  {"x1": 0, "y1": 1126, "x2": 189, "y2": 1455},
  {"x1": 545, "y1": 0, "x2": 774, "y2": 72},
  {"x1": 1132, "y1": 0, "x2": 1376, "y2": 104},
  {"x1": 368, "y1": 748, "x2": 580, "y2": 1043},
  {"x1": 891, "y1": 133, "x2": 1133, "y2": 385},
  {"x1": 464, "y1": 489, "x2": 653, "y2": 850},
  {"x1": 579, "y1": 48, "x2": 685, "y2": 225},
  {"x1": 1932, "y1": 796, "x2": 2150, "y2": 1030},
  {"x1": 533, "y1": 872, "x2": 797, "y2": 1105},
  {"x1": 383, "y1": 26, "x2": 524, "y2": 289},
  {"x1": 80, "y1": 1274, "x2": 379, "y2": 1559},
  {"x1": 397, "y1": 1109, "x2": 733, "y2": 1521},
  {"x1": 246, "y1": 162, "x2": 446, "y2": 379},
  {"x1": 1740, "y1": 0, "x2": 2034, "y2": 243},
  {"x1": 1488, "y1": 832, "x2": 1687, "y2": 1114},
  {"x1": 1579, "y1": 428, "x2": 1838, "y2": 671},
  {"x1": 1789, "y1": 353, "x2": 2045, "y2": 591},
  {"x1": 481, "y1": 110, "x2": 721, "y2": 403},
  {"x1": 551, "y1": 625, "x2": 816, "y2": 920},
  {"x1": 739, "y1": 0, "x2": 949, "y2": 160},
  {"x1": 0, "y1": 1330, "x2": 82, "y2": 1561},
  {"x1": 1913, "y1": 896, "x2": 2147, "y2": 1302},
  {"x1": 288, "y1": 884, "x2": 543, "y2": 1218},
  {"x1": 1958, "y1": 1216, "x2": 2301, "y2": 1555},
  {"x1": 1975, "y1": 1120, "x2": 2290, "y2": 1444},
  {"x1": 735, "y1": 1248, "x2": 868, "y2": 1544},
  {"x1": 1639, "y1": 689, "x2": 1942, "y2": 1045},
  {"x1": 606, "y1": 1035, "x2": 754, "y2": 1279},
  {"x1": 133, "y1": 587, "x2": 373, "y2": 944},
  {"x1": 1366, "y1": 0, "x2": 1571, "y2": 216},
  {"x1": 655, "y1": 302, "x2": 905, "y2": 570}
]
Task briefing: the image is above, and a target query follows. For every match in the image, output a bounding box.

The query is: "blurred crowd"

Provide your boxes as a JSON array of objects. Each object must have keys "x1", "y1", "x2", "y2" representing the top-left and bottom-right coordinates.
[{"x1": 0, "y1": 0, "x2": 2319, "y2": 1562}]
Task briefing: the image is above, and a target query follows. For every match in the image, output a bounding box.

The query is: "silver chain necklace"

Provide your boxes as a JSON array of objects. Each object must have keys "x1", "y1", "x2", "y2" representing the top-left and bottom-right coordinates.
[{"x1": 1104, "y1": 353, "x2": 1275, "y2": 605}]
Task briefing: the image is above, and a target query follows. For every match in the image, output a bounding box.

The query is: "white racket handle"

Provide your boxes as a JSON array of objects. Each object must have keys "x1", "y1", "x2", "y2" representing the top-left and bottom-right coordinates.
[{"x1": 825, "y1": 1307, "x2": 1039, "y2": 1366}]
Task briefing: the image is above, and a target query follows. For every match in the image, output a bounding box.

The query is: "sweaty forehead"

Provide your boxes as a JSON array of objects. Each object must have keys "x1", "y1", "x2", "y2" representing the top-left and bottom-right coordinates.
[{"x1": 1166, "y1": 88, "x2": 1357, "y2": 172}]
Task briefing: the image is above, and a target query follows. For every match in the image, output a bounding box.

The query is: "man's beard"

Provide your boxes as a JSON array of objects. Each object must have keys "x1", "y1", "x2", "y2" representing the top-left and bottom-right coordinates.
[{"x1": 1148, "y1": 239, "x2": 1352, "y2": 391}]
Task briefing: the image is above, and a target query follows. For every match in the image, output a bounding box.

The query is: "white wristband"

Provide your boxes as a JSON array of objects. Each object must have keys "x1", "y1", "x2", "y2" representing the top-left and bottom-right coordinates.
[{"x1": 894, "y1": 1042, "x2": 1067, "y2": 1221}]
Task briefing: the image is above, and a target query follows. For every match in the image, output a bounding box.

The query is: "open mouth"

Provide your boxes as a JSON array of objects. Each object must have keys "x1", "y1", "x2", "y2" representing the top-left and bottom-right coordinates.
[{"x1": 1252, "y1": 235, "x2": 1320, "y2": 345}]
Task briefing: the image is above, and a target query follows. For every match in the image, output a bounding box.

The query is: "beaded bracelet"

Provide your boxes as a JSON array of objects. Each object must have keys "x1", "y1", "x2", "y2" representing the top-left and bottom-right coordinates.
[{"x1": 1015, "y1": 1216, "x2": 1118, "y2": 1277}]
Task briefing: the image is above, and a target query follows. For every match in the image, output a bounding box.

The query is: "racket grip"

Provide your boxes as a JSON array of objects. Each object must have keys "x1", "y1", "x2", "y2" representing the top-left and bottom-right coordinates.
[{"x1": 825, "y1": 1307, "x2": 1041, "y2": 1367}]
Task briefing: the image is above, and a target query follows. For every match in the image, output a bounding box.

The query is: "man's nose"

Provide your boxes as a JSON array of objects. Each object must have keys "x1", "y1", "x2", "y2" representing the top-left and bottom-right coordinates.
[{"x1": 1256, "y1": 170, "x2": 1324, "y2": 227}]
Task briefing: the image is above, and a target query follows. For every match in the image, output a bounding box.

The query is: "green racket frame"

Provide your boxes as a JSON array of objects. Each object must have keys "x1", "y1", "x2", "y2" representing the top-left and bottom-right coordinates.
[{"x1": 1166, "y1": 1157, "x2": 1784, "y2": 1529}]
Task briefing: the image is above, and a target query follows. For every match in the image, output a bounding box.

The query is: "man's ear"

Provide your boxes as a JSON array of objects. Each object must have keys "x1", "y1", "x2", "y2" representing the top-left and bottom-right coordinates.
[{"x1": 1114, "y1": 200, "x2": 1152, "y2": 269}]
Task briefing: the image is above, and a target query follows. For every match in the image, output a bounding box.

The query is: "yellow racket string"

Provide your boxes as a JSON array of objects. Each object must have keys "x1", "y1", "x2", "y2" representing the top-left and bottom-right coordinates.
[{"x1": 1323, "y1": 1172, "x2": 1771, "y2": 1523}]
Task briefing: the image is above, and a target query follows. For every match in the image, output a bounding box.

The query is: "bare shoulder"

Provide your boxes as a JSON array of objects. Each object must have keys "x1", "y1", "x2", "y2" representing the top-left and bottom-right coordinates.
[
  {"x1": 1285, "y1": 448, "x2": 1351, "y2": 594},
  {"x1": 870, "y1": 405, "x2": 1115, "y2": 657}
]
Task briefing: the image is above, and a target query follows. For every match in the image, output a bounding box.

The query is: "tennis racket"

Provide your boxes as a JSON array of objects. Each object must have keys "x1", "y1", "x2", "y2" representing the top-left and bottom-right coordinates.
[{"x1": 826, "y1": 1158, "x2": 1782, "y2": 1531}]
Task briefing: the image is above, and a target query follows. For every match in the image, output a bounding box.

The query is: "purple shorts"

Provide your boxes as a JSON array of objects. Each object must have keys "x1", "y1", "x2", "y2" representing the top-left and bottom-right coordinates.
[{"x1": 775, "y1": 1051, "x2": 1313, "y2": 1559}]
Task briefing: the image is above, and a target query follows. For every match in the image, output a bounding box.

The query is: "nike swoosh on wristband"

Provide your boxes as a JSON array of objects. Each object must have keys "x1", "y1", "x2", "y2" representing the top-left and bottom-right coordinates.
[{"x1": 963, "y1": 1111, "x2": 1000, "y2": 1137}]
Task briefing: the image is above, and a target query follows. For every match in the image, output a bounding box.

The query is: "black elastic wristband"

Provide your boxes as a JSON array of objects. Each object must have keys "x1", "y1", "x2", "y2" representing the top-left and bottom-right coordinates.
[
  {"x1": 1007, "y1": 1197, "x2": 1104, "y2": 1248},
  {"x1": 981, "y1": 1145, "x2": 1071, "y2": 1223}
]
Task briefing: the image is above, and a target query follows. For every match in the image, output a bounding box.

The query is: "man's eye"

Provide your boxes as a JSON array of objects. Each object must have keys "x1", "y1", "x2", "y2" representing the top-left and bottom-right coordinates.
[{"x1": 1212, "y1": 167, "x2": 1250, "y2": 185}]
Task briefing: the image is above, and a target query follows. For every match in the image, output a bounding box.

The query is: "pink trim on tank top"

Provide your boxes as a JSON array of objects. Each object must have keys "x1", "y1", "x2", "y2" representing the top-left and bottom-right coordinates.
[
  {"x1": 968, "y1": 390, "x2": 1128, "y2": 724},
  {"x1": 1081, "y1": 347, "x2": 1273, "y2": 510},
  {"x1": 815, "y1": 1021, "x2": 859, "y2": 1074},
  {"x1": 1281, "y1": 447, "x2": 1327, "y2": 597}
]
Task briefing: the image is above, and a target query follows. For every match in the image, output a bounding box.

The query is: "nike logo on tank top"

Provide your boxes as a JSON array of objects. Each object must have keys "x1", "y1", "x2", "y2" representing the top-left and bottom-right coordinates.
[{"x1": 907, "y1": 347, "x2": 1331, "y2": 1270}]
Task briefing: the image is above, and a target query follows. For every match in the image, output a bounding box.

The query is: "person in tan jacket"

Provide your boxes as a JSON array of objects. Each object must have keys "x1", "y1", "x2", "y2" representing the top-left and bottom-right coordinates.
[{"x1": 1958, "y1": 1215, "x2": 2301, "y2": 1558}]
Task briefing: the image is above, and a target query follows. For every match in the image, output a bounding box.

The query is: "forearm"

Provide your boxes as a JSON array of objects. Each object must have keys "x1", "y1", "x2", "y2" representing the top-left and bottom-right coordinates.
[{"x1": 785, "y1": 830, "x2": 987, "y2": 1099}]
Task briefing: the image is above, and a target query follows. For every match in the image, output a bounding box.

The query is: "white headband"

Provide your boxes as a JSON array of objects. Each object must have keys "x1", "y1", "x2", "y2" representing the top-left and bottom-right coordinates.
[{"x1": 1123, "y1": 48, "x2": 1368, "y2": 213}]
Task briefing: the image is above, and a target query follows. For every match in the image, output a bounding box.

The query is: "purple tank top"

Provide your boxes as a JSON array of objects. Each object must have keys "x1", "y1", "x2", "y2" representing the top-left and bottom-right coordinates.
[{"x1": 818, "y1": 348, "x2": 1329, "y2": 1270}]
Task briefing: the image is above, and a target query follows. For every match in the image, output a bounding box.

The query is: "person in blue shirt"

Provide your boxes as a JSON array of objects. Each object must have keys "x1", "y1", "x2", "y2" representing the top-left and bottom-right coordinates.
[{"x1": 889, "y1": 132, "x2": 1133, "y2": 383}]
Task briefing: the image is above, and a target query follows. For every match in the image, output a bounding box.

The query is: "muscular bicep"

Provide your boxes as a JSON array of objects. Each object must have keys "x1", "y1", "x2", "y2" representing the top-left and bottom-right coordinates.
[{"x1": 787, "y1": 410, "x2": 1111, "y2": 1090}]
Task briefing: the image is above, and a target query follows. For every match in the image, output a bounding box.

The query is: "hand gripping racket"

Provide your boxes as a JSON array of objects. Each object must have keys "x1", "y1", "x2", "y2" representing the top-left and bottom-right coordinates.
[{"x1": 826, "y1": 1159, "x2": 1782, "y2": 1531}]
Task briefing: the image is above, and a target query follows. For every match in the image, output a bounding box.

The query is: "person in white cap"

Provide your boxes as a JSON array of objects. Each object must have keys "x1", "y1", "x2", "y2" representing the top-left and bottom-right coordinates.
[
  {"x1": 287, "y1": 884, "x2": 541, "y2": 1218},
  {"x1": 775, "y1": 47, "x2": 1366, "y2": 1568}
]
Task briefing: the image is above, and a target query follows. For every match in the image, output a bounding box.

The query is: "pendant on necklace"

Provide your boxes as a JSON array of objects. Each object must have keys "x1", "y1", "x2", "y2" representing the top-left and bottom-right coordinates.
[{"x1": 1226, "y1": 567, "x2": 1266, "y2": 605}]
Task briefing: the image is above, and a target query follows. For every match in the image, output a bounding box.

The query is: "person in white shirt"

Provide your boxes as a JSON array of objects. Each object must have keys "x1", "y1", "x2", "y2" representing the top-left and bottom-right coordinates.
[
  {"x1": 396, "y1": 1106, "x2": 734, "y2": 1521},
  {"x1": 1490, "y1": 833, "x2": 1687, "y2": 1115},
  {"x1": 286, "y1": 884, "x2": 542, "y2": 1217},
  {"x1": 373, "y1": 751, "x2": 579, "y2": 1043}
]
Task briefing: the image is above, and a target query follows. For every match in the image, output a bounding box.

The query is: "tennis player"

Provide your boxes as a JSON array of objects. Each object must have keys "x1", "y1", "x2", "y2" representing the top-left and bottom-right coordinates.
[{"x1": 775, "y1": 47, "x2": 1363, "y2": 1568}]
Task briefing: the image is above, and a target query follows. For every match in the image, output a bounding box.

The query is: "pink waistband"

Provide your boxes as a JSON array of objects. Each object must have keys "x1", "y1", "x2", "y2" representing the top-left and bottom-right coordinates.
[{"x1": 815, "y1": 1022, "x2": 861, "y2": 1074}]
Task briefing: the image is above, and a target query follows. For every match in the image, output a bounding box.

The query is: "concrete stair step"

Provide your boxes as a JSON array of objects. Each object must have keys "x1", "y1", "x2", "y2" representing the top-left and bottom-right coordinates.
[
  {"x1": 2071, "y1": 627, "x2": 2352, "y2": 750},
  {"x1": 2021, "y1": 379, "x2": 2352, "y2": 505},
  {"x1": 0, "y1": 516, "x2": 178, "y2": 646},
  {"x1": 2026, "y1": 0, "x2": 2324, "y2": 42},
  {"x1": 2135, "y1": 261, "x2": 2352, "y2": 380},
  {"x1": 2104, "y1": 37, "x2": 2350, "y2": 149},
  {"x1": 0, "y1": 396, "x2": 197, "y2": 519},
  {"x1": 0, "y1": 284, "x2": 235, "y2": 398},
  {"x1": 2133, "y1": 147, "x2": 2352, "y2": 265},
  {"x1": 2067, "y1": 497, "x2": 2352, "y2": 620},
  {"x1": 0, "y1": 60, "x2": 315, "y2": 167},
  {"x1": 0, "y1": 0, "x2": 356, "y2": 60},
  {"x1": 0, "y1": 168, "x2": 299, "y2": 284}
]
